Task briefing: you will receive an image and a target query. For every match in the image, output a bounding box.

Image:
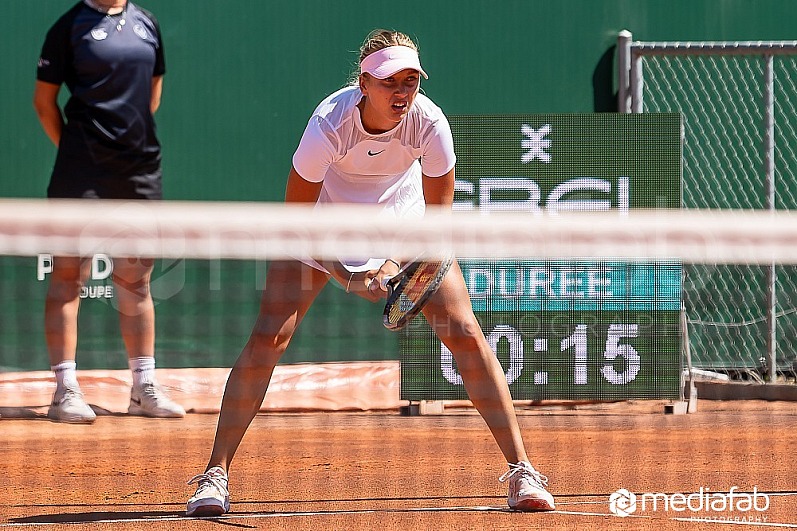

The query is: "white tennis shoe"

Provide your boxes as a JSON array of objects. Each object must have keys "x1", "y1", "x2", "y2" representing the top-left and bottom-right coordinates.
[
  {"x1": 48, "y1": 386, "x2": 96, "y2": 424},
  {"x1": 128, "y1": 383, "x2": 186, "y2": 418},
  {"x1": 499, "y1": 461, "x2": 555, "y2": 511},
  {"x1": 186, "y1": 466, "x2": 230, "y2": 517}
]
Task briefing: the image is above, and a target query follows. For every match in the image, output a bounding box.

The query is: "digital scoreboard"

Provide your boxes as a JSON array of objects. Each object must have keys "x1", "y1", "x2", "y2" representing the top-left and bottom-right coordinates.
[{"x1": 400, "y1": 113, "x2": 683, "y2": 400}]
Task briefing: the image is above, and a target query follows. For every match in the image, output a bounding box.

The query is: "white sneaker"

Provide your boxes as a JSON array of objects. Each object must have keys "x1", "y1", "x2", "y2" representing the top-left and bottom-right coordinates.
[
  {"x1": 499, "y1": 461, "x2": 555, "y2": 511},
  {"x1": 48, "y1": 387, "x2": 96, "y2": 424},
  {"x1": 186, "y1": 466, "x2": 230, "y2": 517},
  {"x1": 128, "y1": 383, "x2": 186, "y2": 418}
]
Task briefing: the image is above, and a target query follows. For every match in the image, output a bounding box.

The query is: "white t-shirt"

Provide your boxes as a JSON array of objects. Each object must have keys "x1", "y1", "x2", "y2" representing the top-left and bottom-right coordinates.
[{"x1": 292, "y1": 85, "x2": 456, "y2": 271}]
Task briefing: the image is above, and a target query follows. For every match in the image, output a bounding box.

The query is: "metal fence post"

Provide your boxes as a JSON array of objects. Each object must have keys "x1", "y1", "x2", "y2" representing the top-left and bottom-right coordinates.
[
  {"x1": 764, "y1": 54, "x2": 777, "y2": 382},
  {"x1": 630, "y1": 47, "x2": 643, "y2": 113},
  {"x1": 618, "y1": 30, "x2": 632, "y2": 113}
]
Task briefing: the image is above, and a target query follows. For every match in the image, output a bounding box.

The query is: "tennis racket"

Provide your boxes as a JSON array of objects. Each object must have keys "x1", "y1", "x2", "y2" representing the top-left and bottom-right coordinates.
[{"x1": 379, "y1": 254, "x2": 454, "y2": 331}]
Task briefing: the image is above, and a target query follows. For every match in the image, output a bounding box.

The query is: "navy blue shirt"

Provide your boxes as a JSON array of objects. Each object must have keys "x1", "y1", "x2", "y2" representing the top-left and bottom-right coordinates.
[{"x1": 37, "y1": 1, "x2": 165, "y2": 199}]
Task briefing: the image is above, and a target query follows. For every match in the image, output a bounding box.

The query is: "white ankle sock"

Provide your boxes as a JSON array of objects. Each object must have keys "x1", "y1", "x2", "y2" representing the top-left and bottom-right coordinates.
[
  {"x1": 129, "y1": 357, "x2": 156, "y2": 387},
  {"x1": 52, "y1": 360, "x2": 79, "y2": 392}
]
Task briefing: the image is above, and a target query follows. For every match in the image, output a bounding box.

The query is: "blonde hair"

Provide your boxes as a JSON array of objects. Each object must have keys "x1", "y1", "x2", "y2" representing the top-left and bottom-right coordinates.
[
  {"x1": 349, "y1": 29, "x2": 420, "y2": 85},
  {"x1": 358, "y1": 29, "x2": 419, "y2": 63}
]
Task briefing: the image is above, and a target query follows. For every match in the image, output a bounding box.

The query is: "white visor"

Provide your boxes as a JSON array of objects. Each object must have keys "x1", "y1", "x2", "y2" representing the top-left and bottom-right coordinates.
[{"x1": 360, "y1": 46, "x2": 428, "y2": 79}]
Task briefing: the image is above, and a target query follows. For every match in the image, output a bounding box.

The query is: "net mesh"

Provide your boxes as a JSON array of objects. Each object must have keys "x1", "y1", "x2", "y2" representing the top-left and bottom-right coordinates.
[
  {"x1": 3, "y1": 199, "x2": 797, "y2": 403},
  {"x1": 638, "y1": 49, "x2": 797, "y2": 381},
  {"x1": 0, "y1": 202, "x2": 415, "y2": 372},
  {"x1": 0, "y1": 254, "x2": 397, "y2": 372}
]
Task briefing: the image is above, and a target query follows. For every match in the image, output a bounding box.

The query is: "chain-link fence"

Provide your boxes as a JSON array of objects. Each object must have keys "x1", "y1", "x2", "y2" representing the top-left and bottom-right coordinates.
[{"x1": 618, "y1": 32, "x2": 797, "y2": 383}]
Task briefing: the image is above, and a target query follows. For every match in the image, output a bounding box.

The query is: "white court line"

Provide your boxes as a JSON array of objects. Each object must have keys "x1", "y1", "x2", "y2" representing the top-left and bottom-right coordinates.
[
  {"x1": 0, "y1": 508, "x2": 657, "y2": 528},
  {"x1": 2, "y1": 505, "x2": 796, "y2": 528},
  {"x1": 0, "y1": 507, "x2": 499, "y2": 528}
]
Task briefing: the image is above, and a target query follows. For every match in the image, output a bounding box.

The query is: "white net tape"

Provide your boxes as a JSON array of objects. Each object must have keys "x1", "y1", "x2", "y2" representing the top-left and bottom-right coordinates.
[{"x1": 1, "y1": 198, "x2": 796, "y2": 264}]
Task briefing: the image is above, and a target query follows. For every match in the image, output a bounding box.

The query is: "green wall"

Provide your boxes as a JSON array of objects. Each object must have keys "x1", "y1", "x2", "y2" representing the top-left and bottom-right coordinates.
[
  {"x1": 1, "y1": 1, "x2": 795, "y2": 370},
  {"x1": 4, "y1": 1, "x2": 796, "y2": 201}
]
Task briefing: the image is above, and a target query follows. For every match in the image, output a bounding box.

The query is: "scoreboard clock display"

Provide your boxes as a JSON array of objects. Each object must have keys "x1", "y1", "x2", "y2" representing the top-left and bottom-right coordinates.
[{"x1": 400, "y1": 113, "x2": 683, "y2": 400}]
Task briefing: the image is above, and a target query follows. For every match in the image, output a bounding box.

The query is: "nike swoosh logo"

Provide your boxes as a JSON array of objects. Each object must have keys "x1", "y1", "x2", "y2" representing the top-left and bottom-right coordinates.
[{"x1": 367, "y1": 150, "x2": 385, "y2": 156}]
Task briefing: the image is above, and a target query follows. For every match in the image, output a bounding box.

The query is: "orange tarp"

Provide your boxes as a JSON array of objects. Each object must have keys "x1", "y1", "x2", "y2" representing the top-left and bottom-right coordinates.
[{"x1": 0, "y1": 361, "x2": 402, "y2": 416}]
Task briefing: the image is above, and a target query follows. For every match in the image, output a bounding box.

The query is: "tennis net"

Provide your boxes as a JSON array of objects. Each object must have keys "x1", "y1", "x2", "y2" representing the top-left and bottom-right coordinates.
[{"x1": 0, "y1": 199, "x2": 795, "y2": 409}]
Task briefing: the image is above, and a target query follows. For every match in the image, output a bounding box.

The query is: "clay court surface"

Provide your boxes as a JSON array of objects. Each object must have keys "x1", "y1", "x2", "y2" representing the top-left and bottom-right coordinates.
[{"x1": 1, "y1": 400, "x2": 796, "y2": 530}]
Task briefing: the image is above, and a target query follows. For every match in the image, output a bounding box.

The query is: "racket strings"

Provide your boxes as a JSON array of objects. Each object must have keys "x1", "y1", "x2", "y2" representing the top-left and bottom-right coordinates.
[{"x1": 384, "y1": 260, "x2": 449, "y2": 328}]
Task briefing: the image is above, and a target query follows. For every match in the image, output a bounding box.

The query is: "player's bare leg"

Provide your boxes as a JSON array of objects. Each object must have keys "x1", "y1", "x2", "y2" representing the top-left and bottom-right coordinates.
[
  {"x1": 421, "y1": 260, "x2": 527, "y2": 461},
  {"x1": 208, "y1": 260, "x2": 328, "y2": 470},
  {"x1": 421, "y1": 260, "x2": 554, "y2": 511},
  {"x1": 187, "y1": 260, "x2": 328, "y2": 516}
]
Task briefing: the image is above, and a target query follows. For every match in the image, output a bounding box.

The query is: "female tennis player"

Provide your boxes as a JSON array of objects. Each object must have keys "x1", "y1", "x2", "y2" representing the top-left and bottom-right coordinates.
[{"x1": 186, "y1": 29, "x2": 555, "y2": 515}]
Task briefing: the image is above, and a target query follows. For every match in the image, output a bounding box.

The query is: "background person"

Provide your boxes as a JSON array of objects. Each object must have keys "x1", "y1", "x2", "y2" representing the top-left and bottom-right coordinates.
[
  {"x1": 33, "y1": 0, "x2": 184, "y2": 423},
  {"x1": 185, "y1": 29, "x2": 554, "y2": 515}
]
